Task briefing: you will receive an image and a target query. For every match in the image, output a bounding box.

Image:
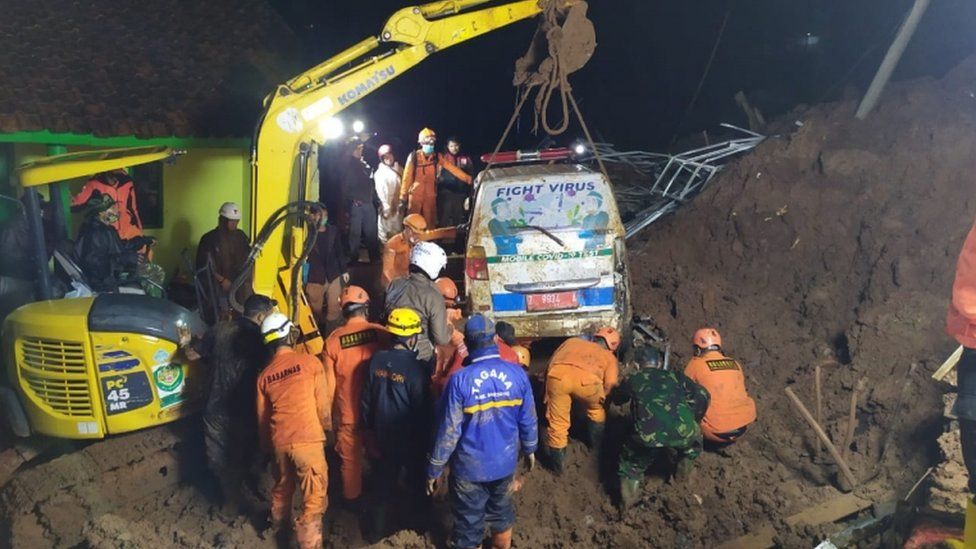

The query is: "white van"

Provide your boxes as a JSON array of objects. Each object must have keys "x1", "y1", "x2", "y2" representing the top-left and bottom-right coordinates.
[{"x1": 464, "y1": 162, "x2": 631, "y2": 338}]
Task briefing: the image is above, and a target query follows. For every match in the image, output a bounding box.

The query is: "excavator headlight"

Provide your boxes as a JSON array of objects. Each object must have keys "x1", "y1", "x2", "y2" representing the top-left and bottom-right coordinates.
[
  {"x1": 319, "y1": 117, "x2": 344, "y2": 140},
  {"x1": 352, "y1": 120, "x2": 365, "y2": 134}
]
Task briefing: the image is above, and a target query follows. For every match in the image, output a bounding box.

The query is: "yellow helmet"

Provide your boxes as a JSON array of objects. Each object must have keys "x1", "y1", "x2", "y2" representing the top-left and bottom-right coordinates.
[
  {"x1": 512, "y1": 345, "x2": 530, "y2": 368},
  {"x1": 418, "y1": 127, "x2": 436, "y2": 142},
  {"x1": 387, "y1": 308, "x2": 423, "y2": 337}
]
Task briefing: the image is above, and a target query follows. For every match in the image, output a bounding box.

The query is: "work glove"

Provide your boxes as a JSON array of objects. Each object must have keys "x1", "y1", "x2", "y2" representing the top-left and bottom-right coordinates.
[
  {"x1": 341, "y1": 272, "x2": 350, "y2": 284},
  {"x1": 524, "y1": 452, "x2": 536, "y2": 472}
]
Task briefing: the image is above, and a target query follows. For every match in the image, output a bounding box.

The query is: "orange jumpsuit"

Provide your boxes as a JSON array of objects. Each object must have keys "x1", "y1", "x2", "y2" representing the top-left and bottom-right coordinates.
[
  {"x1": 321, "y1": 317, "x2": 387, "y2": 500},
  {"x1": 947, "y1": 220, "x2": 976, "y2": 347},
  {"x1": 545, "y1": 338, "x2": 619, "y2": 449},
  {"x1": 381, "y1": 226, "x2": 460, "y2": 287},
  {"x1": 72, "y1": 176, "x2": 144, "y2": 239},
  {"x1": 256, "y1": 348, "x2": 331, "y2": 547},
  {"x1": 400, "y1": 151, "x2": 471, "y2": 227},
  {"x1": 683, "y1": 350, "x2": 757, "y2": 443}
]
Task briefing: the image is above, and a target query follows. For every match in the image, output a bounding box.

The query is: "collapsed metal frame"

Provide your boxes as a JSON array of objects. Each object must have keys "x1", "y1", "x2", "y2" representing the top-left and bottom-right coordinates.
[{"x1": 581, "y1": 124, "x2": 765, "y2": 239}]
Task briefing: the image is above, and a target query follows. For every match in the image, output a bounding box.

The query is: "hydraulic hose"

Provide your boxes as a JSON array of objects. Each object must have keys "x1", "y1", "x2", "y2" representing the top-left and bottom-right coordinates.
[{"x1": 228, "y1": 200, "x2": 323, "y2": 316}]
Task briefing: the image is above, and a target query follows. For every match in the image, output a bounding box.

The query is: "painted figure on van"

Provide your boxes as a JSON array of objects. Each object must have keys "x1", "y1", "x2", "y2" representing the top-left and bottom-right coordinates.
[
  {"x1": 488, "y1": 198, "x2": 524, "y2": 255},
  {"x1": 575, "y1": 191, "x2": 610, "y2": 250}
]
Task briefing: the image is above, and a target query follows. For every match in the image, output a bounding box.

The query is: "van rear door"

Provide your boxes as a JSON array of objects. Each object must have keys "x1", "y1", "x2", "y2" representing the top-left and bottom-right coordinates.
[{"x1": 472, "y1": 171, "x2": 622, "y2": 318}]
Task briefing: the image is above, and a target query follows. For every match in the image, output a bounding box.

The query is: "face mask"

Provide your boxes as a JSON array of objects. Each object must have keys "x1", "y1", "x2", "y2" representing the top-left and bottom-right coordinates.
[
  {"x1": 421, "y1": 144, "x2": 434, "y2": 155},
  {"x1": 318, "y1": 215, "x2": 328, "y2": 228}
]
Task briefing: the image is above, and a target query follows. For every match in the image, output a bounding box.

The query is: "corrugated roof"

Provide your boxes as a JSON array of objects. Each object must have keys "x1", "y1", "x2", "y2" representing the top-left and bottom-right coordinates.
[{"x1": 0, "y1": 0, "x2": 300, "y2": 140}]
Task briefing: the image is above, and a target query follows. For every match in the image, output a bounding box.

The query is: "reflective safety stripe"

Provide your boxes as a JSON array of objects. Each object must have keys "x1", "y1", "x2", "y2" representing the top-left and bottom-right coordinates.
[{"x1": 462, "y1": 398, "x2": 523, "y2": 414}]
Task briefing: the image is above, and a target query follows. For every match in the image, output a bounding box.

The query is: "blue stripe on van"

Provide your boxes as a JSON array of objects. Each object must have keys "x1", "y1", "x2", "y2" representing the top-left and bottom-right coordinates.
[{"x1": 490, "y1": 287, "x2": 614, "y2": 312}]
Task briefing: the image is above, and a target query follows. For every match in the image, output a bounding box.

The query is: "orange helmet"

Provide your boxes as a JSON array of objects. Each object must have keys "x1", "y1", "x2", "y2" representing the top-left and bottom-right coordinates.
[
  {"x1": 403, "y1": 213, "x2": 428, "y2": 232},
  {"x1": 340, "y1": 285, "x2": 370, "y2": 308},
  {"x1": 693, "y1": 327, "x2": 722, "y2": 351},
  {"x1": 512, "y1": 345, "x2": 530, "y2": 368},
  {"x1": 418, "y1": 127, "x2": 436, "y2": 142},
  {"x1": 594, "y1": 326, "x2": 621, "y2": 352},
  {"x1": 435, "y1": 277, "x2": 460, "y2": 307}
]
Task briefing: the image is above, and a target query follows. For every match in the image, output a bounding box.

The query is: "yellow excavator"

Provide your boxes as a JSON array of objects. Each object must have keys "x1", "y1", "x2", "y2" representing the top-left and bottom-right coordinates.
[{"x1": 1, "y1": 0, "x2": 572, "y2": 441}]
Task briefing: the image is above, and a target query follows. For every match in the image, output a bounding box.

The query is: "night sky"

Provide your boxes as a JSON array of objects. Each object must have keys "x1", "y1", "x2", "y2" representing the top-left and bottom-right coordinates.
[{"x1": 271, "y1": 0, "x2": 976, "y2": 159}]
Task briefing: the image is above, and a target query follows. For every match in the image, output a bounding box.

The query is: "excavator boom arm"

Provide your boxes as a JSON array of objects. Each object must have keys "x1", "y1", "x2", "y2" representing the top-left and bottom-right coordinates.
[{"x1": 250, "y1": 0, "x2": 552, "y2": 353}]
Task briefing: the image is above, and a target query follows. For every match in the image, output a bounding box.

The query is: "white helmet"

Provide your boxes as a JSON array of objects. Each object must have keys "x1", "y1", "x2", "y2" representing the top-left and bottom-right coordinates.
[
  {"x1": 261, "y1": 312, "x2": 293, "y2": 344},
  {"x1": 219, "y1": 201, "x2": 242, "y2": 221},
  {"x1": 410, "y1": 241, "x2": 447, "y2": 279},
  {"x1": 377, "y1": 144, "x2": 393, "y2": 157}
]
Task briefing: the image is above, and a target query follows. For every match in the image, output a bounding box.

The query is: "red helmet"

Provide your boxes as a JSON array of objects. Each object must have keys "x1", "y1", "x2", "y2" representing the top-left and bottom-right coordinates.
[
  {"x1": 403, "y1": 213, "x2": 428, "y2": 232},
  {"x1": 340, "y1": 285, "x2": 370, "y2": 308},
  {"x1": 594, "y1": 327, "x2": 621, "y2": 352},
  {"x1": 693, "y1": 328, "x2": 722, "y2": 351}
]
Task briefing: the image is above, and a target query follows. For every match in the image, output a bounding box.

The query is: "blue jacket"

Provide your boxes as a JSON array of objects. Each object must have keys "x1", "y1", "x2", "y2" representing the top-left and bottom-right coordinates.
[{"x1": 427, "y1": 345, "x2": 538, "y2": 482}]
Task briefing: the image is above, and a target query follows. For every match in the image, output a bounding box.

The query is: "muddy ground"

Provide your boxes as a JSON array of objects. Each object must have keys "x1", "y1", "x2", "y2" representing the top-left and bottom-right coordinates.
[{"x1": 5, "y1": 55, "x2": 976, "y2": 549}]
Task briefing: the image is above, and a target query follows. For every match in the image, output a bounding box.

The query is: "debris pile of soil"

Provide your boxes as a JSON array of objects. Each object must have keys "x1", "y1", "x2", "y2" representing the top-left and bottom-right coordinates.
[{"x1": 6, "y1": 55, "x2": 976, "y2": 549}]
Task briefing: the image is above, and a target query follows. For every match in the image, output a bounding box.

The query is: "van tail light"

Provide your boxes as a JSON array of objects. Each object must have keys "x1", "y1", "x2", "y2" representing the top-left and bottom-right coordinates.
[{"x1": 466, "y1": 245, "x2": 489, "y2": 280}]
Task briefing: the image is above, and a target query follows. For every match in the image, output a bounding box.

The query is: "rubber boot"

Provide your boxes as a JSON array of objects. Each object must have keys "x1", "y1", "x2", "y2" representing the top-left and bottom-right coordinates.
[
  {"x1": 548, "y1": 447, "x2": 566, "y2": 475},
  {"x1": 619, "y1": 477, "x2": 641, "y2": 510},
  {"x1": 368, "y1": 505, "x2": 388, "y2": 543},
  {"x1": 490, "y1": 528, "x2": 513, "y2": 549},
  {"x1": 674, "y1": 457, "x2": 695, "y2": 482},
  {"x1": 295, "y1": 517, "x2": 323, "y2": 549},
  {"x1": 587, "y1": 421, "x2": 605, "y2": 450}
]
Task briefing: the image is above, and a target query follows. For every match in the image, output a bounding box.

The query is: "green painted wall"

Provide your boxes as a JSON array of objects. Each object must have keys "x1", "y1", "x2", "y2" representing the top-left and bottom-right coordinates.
[{"x1": 144, "y1": 148, "x2": 251, "y2": 276}]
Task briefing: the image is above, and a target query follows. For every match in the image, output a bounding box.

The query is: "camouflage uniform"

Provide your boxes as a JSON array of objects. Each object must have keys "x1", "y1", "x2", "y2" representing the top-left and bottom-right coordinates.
[{"x1": 612, "y1": 368, "x2": 710, "y2": 481}]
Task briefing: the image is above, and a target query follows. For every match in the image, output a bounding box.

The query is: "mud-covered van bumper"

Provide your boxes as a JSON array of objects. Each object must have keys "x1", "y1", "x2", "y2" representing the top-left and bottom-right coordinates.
[{"x1": 491, "y1": 309, "x2": 622, "y2": 339}]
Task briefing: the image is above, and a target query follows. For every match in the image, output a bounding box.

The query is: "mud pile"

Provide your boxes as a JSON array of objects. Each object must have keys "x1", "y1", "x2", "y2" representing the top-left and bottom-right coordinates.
[{"x1": 6, "y1": 55, "x2": 976, "y2": 549}]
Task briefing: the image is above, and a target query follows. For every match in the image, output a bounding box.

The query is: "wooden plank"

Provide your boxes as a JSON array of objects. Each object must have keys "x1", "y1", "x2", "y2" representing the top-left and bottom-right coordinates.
[
  {"x1": 718, "y1": 492, "x2": 893, "y2": 549},
  {"x1": 932, "y1": 345, "x2": 963, "y2": 381}
]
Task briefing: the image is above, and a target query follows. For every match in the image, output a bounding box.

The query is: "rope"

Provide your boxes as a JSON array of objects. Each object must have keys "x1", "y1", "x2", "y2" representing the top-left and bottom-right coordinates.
[
  {"x1": 484, "y1": 90, "x2": 530, "y2": 172},
  {"x1": 569, "y1": 91, "x2": 610, "y2": 183}
]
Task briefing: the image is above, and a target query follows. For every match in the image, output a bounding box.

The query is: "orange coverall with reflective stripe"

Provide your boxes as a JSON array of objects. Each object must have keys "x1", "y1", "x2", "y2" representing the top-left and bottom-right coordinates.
[
  {"x1": 545, "y1": 337, "x2": 619, "y2": 449},
  {"x1": 257, "y1": 349, "x2": 332, "y2": 526},
  {"x1": 947, "y1": 220, "x2": 976, "y2": 348},
  {"x1": 683, "y1": 350, "x2": 757, "y2": 442},
  {"x1": 400, "y1": 151, "x2": 471, "y2": 227},
  {"x1": 322, "y1": 317, "x2": 387, "y2": 500}
]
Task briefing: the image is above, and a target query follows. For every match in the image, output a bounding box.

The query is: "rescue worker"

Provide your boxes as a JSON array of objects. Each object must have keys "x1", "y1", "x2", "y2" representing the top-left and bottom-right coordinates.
[
  {"x1": 433, "y1": 277, "x2": 467, "y2": 398},
  {"x1": 195, "y1": 202, "x2": 252, "y2": 322},
  {"x1": 305, "y1": 205, "x2": 349, "y2": 333},
  {"x1": 256, "y1": 313, "x2": 332, "y2": 548},
  {"x1": 179, "y1": 294, "x2": 276, "y2": 513},
  {"x1": 361, "y1": 308, "x2": 433, "y2": 539},
  {"x1": 611, "y1": 351, "x2": 711, "y2": 509},
  {"x1": 427, "y1": 314, "x2": 538, "y2": 549},
  {"x1": 340, "y1": 138, "x2": 381, "y2": 264},
  {"x1": 74, "y1": 192, "x2": 161, "y2": 294},
  {"x1": 682, "y1": 328, "x2": 757, "y2": 446},
  {"x1": 544, "y1": 327, "x2": 622, "y2": 474},
  {"x1": 374, "y1": 144, "x2": 403, "y2": 244},
  {"x1": 946, "y1": 217, "x2": 976, "y2": 538},
  {"x1": 438, "y1": 137, "x2": 475, "y2": 231},
  {"x1": 71, "y1": 168, "x2": 143, "y2": 239},
  {"x1": 494, "y1": 321, "x2": 521, "y2": 364},
  {"x1": 434, "y1": 277, "x2": 466, "y2": 379},
  {"x1": 384, "y1": 241, "x2": 452, "y2": 365},
  {"x1": 381, "y1": 213, "x2": 427, "y2": 288},
  {"x1": 321, "y1": 286, "x2": 386, "y2": 504},
  {"x1": 399, "y1": 128, "x2": 472, "y2": 226}
]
